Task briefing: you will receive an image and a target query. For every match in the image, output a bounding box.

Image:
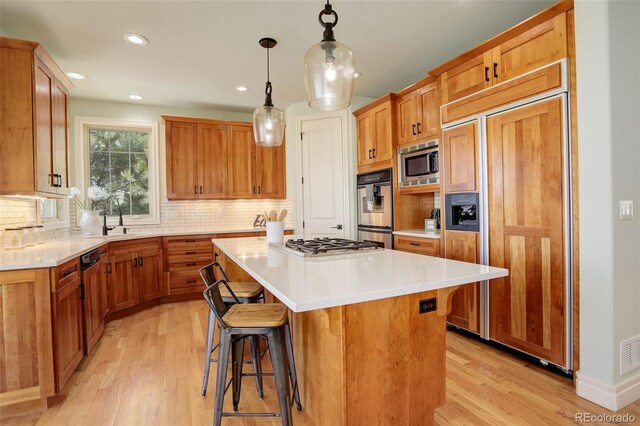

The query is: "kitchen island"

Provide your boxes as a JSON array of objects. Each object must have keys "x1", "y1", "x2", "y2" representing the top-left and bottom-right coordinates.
[{"x1": 213, "y1": 236, "x2": 508, "y2": 425}]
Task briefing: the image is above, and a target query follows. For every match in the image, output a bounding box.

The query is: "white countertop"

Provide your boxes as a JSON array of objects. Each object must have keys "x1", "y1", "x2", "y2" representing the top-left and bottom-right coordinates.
[
  {"x1": 393, "y1": 229, "x2": 442, "y2": 239},
  {"x1": 0, "y1": 227, "x2": 291, "y2": 271},
  {"x1": 212, "y1": 236, "x2": 508, "y2": 313}
]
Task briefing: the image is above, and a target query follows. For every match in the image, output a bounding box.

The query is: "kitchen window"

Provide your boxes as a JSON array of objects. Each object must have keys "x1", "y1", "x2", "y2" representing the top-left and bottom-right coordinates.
[{"x1": 75, "y1": 117, "x2": 160, "y2": 225}]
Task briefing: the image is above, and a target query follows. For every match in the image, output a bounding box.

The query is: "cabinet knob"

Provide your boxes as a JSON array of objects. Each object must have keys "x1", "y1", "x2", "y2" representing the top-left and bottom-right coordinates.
[
  {"x1": 412, "y1": 124, "x2": 416, "y2": 136},
  {"x1": 368, "y1": 149, "x2": 372, "y2": 159},
  {"x1": 493, "y1": 62, "x2": 499, "y2": 79},
  {"x1": 194, "y1": 186, "x2": 197, "y2": 194},
  {"x1": 484, "y1": 66, "x2": 490, "y2": 82},
  {"x1": 372, "y1": 148, "x2": 376, "y2": 158},
  {"x1": 417, "y1": 123, "x2": 421, "y2": 134}
]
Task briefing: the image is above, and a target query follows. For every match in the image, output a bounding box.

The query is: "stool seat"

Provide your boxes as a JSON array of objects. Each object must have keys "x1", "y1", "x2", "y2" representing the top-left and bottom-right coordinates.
[
  {"x1": 220, "y1": 281, "x2": 263, "y2": 299},
  {"x1": 223, "y1": 303, "x2": 288, "y2": 328}
]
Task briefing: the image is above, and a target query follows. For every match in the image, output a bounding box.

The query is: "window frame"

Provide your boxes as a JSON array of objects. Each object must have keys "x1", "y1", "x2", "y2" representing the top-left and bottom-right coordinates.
[{"x1": 74, "y1": 116, "x2": 160, "y2": 226}]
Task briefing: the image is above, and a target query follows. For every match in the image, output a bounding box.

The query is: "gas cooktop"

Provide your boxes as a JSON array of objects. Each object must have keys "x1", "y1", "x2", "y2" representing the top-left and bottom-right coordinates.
[{"x1": 271, "y1": 237, "x2": 380, "y2": 257}]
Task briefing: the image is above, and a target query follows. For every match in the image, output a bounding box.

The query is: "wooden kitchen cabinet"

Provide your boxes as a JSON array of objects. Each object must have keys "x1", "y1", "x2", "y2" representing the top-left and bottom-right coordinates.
[
  {"x1": 486, "y1": 96, "x2": 566, "y2": 366},
  {"x1": 108, "y1": 238, "x2": 164, "y2": 314},
  {"x1": 397, "y1": 80, "x2": 440, "y2": 146},
  {"x1": 440, "y1": 14, "x2": 566, "y2": 104},
  {"x1": 442, "y1": 122, "x2": 477, "y2": 193},
  {"x1": 82, "y1": 246, "x2": 108, "y2": 355},
  {"x1": 164, "y1": 235, "x2": 215, "y2": 295},
  {"x1": 51, "y1": 259, "x2": 84, "y2": 392},
  {"x1": 0, "y1": 37, "x2": 72, "y2": 196},
  {"x1": 394, "y1": 235, "x2": 440, "y2": 257},
  {"x1": 0, "y1": 269, "x2": 55, "y2": 418},
  {"x1": 354, "y1": 95, "x2": 395, "y2": 171},
  {"x1": 445, "y1": 231, "x2": 481, "y2": 334},
  {"x1": 164, "y1": 117, "x2": 285, "y2": 200}
]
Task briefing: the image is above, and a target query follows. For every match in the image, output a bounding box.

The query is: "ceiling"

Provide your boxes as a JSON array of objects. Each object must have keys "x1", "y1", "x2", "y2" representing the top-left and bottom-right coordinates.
[{"x1": 1, "y1": 0, "x2": 554, "y2": 112}]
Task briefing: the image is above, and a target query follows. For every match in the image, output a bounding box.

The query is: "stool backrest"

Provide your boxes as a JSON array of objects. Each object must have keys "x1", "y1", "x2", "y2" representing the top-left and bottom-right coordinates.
[
  {"x1": 202, "y1": 279, "x2": 232, "y2": 329},
  {"x1": 200, "y1": 262, "x2": 240, "y2": 303}
]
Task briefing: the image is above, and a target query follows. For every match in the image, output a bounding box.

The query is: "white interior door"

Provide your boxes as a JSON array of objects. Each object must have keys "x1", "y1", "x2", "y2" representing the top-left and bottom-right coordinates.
[{"x1": 300, "y1": 115, "x2": 346, "y2": 238}]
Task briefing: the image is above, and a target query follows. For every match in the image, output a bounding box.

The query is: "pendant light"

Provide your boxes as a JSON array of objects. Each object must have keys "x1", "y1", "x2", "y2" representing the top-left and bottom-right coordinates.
[
  {"x1": 304, "y1": 0, "x2": 355, "y2": 111},
  {"x1": 253, "y1": 38, "x2": 284, "y2": 147}
]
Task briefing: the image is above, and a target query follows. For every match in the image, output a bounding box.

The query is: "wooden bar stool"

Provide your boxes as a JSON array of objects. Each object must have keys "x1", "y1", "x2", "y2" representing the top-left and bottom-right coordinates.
[
  {"x1": 202, "y1": 278, "x2": 302, "y2": 426},
  {"x1": 200, "y1": 262, "x2": 265, "y2": 397}
]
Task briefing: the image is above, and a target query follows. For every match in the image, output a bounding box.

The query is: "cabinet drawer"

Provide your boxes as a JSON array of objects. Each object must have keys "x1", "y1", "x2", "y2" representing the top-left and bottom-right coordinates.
[
  {"x1": 109, "y1": 238, "x2": 161, "y2": 256},
  {"x1": 167, "y1": 242, "x2": 213, "y2": 255},
  {"x1": 169, "y1": 273, "x2": 201, "y2": 289},
  {"x1": 53, "y1": 258, "x2": 80, "y2": 291},
  {"x1": 168, "y1": 258, "x2": 212, "y2": 270},
  {"x1": 394, "y1": 236, "x2": 440, "y2": 257}
]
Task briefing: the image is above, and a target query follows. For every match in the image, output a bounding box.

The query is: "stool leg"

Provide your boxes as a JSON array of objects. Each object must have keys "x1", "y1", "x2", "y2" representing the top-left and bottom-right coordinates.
[
  {"x1": 231, "y1": 337, "x2": 245, "y2": 412},
  {"x1": 201, "y1": 308, "x2": 215, "y2": 396},
  {"x1": 268, "y1": 328, "x2": 293, "y2": 426},
  {"x1": 284, "y1": 323, "x2": 302, "y2": 411},
  {"x1": 249, "y1": 335, "x2": 264, "y2": 398},
  {"x1": 213, "y1": 331, "x2": 231, "y2": 426}
]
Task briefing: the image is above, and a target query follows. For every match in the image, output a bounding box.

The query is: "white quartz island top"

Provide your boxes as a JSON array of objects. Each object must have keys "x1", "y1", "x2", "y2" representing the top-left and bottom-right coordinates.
[{"x1": 212, "y1": 236, "x2": 508, "y2": 313}]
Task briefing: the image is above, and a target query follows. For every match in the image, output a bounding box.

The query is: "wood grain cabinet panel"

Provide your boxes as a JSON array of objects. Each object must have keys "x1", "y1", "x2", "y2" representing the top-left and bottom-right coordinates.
[
  {"x1": 354, "y1": 97, "x2": 395, "y2": 170},
  {"x1": 487, "y1": 97, "x2": 566, "y2": 365},
  {"x1": 0, "y1": 37, "x2": 72, "y2": 197},
  {"x1": 51, "y1": 260, "x2": 84, "y2": 392},
  {"x1": 397, "y1": 81, "x2": 440, "y2": 146},
  {"x1": 445, "y1": 231, "x2": 481, "y2": 333},
  {"x1": 198, "y1": 123, "x2": 228, "y2": 198},
  {"x1": 441, "y1": 52, "x2": 493, "y2": 104},
  {"x1": 82, "y1": 259, "x2": 106, "y2": 355},
  {"x1": 165, "y1": 120, "x2": 199, "y2": 199},
  {"x1": 256, "y1": 143, "x2": 286, "y2": 199},
  {"x1": 108, "y1": 254, "x2": 138, "y2": 312},
  {"x1": 396, "y1": 91, "x2": 419, "y2": 146},
  {"x1": 137, "y1": 248, "x2": 164, "y2": 303},
  {"x1": 442, "y1": 122, "x2": 477, "y2": 193},
  {"x1": 0, "y1": 269, "x2": 55, "y2": 418},
  {"x1": 227, "y1": 125, "x2": 256, "y2": 199},
  {"x1": 394, "y1": 235, "x2": 440, "y2": 257}
]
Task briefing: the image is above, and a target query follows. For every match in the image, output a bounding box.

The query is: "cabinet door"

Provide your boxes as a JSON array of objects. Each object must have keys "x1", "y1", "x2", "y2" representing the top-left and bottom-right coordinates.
[
  {"x1": 52, "y1": 78, "x2": 69, "y2": 192},
  {"x1": 445, "y1": 231, "x2": 481, "y2": 333},
  {"x1": 99, "y1": 257, "x2": 109, "y2": 319},
  {"x1": 397, "y1": 92, "x2": 418, "y2": 145},
  {"x1": 227, "y1": 125, "x2": 256, "y2": 199},
  {"x1": 417, "y1": 82, "x2": 440, "y2": 141},
  {"x1": 442, "y1": 122, "x2": 477, "y2": 192},
  {"x1": 256, "y1": 143, "x2": 286, "y2": 199},
  {"x1": 34, "y1": 57, "x2": 54, "y2": 193},
  {"x1": 108, "y1": 254, "x2": 138, "y2": 312},
  {"x1": 52, "y1": 275, "x2": 84, "y2": 391},
  {"x1": 441, "y1": 51, "x2": 493, "y2": 104},
  {"x1": 137, "y1": 248, "x2": 164, "y2": 303},
  {"x1": 198, "y1": 123, "x2": 227, "y2": 198},
  {"x1": 82, "y1": 264, "x2": 105, "y2": 355},
  {"x1": 493, "y1": 14, "x2": 567, "y2": 84},
  {"x1": 356, "y1": 111, "x2": 373, "y2": 167},
  {"x1": 165, "y1": 120, "x2": 199, "y2": 199},
  {"x1": 371, "y1": 102, "x2": 393, "y2": 163},
  {"x1": 487, "y1": 97, "x2": 565, "y2": 365}
]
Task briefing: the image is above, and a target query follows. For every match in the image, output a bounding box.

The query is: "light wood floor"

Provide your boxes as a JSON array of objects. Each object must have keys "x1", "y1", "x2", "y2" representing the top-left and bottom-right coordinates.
[{"x1": 2, "y1": 301, "x2": 638, "y2": 425}]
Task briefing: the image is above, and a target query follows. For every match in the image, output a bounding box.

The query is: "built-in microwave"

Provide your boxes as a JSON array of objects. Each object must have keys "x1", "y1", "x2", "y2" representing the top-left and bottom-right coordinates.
[{"x1": 398, "y1": 139, "x2": 439, "y2": 188}]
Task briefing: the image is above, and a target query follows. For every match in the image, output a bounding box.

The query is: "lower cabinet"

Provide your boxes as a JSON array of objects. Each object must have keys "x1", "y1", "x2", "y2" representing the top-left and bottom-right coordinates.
[
  {"x1": 445, "y1": 231, "x2": 481, "y2": 334},
  {"x1": 51, "y1": 258, "x2": 84, "y2": 392},
  {"x1": 108, "y1": 238, "x2": 164, "y2": 314},
  {"x1": 83, "y1": 245, "x2": 109, "y2": 355},
  {"x1": 394, "y1": 235, "x2": 440, "y2": 257}
]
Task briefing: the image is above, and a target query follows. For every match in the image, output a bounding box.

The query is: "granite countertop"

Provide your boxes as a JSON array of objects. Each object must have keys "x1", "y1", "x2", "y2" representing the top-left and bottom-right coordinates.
[
  {"x1": 393, "y1": 229, "x2": 442, "y2": 239},
  {"x1": 212, "y1": 236, "x2": 508, "y2": 312},
  {"x1": 0, "y1": 227, "x2": 293, "y2": 271}
]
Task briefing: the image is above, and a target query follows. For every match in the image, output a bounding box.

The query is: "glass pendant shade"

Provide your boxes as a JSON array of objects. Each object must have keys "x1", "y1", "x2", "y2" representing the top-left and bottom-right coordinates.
[
  {"x1": 253, "y1": 105, "x2": 284, "y2": 147},
  {"x1": 305, "y1": 40, "x2": 355, "y2": 111}
]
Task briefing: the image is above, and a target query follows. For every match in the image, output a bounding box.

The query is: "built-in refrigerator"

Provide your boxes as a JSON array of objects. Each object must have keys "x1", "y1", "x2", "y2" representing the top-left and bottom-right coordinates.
[{"x1": 442, "y1": 59, "x2": 574, "y2": 373}]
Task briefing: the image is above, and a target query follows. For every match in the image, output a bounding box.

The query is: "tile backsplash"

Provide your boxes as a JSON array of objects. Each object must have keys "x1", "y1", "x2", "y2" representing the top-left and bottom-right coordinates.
[{"x1": 0, "y1": 197, "x2": 295, "y2": 239}]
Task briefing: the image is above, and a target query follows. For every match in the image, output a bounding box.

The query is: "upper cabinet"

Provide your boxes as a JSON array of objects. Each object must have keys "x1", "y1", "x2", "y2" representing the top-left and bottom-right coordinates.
[
  {"x1": 0, "y1": 37, "x2": 73, "y2": 197},
  {"x1": 354, "y1": 95, "x2": 395, "y2": 172},
  {"x1": 163, "y1": 117, "x2": 286, "y2": 200},
  {"x1": 397, "y1": 79, "x2": 440, "y2": 146},
  {"x1": 442, "y1": 122, "x2": 477, "y2": 193},
  {"x1": 440, "y1": 14, "x2": 567, "y2": 105}
]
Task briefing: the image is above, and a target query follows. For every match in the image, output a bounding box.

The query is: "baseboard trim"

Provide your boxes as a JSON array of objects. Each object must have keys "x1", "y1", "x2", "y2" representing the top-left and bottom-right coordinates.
[{"x1": 576, "y1": 371, "x2": 640, "y2": 411}]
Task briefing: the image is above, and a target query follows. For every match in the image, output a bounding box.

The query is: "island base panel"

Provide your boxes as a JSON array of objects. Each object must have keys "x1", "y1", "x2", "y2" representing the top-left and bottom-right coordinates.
[{"x1": 291, "y1": 290, "x2": 446, "y2": 426}]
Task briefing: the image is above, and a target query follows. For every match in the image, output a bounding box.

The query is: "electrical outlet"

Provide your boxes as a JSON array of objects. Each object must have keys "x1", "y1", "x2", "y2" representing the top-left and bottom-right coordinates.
[
  {"x1": 419, "y1": 298, "x2": 437, "y2": 314},
  {"x1": 619, "y1": 200, "x2": 634, "y2": 220}
]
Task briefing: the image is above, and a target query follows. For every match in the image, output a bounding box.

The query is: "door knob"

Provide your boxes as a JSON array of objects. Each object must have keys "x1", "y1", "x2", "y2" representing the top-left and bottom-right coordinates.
[{"x1": 330, "y1": 224, "x2": 343, "y2": 230}]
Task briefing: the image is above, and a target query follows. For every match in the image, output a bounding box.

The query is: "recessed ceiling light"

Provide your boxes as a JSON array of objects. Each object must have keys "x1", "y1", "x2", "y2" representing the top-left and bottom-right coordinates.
[
  {"x1": 235, "y1": 86, "x2": 249, "y2": 92},
  {"x1": 129, "y1": 94, "x2": 143, "y2": 100},
  {"x1": 66, "y1": 72, "x2": 86, "y2": 80},
  {"x1": 354, "y1": 72, "x2": 361, "y2": 78},
  {"x1": 123, "y1": 33, "x2": 148, "y2": 45}
]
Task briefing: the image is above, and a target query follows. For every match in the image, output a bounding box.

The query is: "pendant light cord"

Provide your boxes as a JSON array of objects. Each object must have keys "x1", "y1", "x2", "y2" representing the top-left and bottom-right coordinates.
[{"x1": 264, "y1": 44, "x2": 273, "y2": 107}]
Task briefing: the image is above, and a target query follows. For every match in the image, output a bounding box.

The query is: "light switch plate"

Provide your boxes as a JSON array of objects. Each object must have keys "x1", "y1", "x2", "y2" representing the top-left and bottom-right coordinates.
[{"x1": 619, "y1": 200, "x2": 633, "y2": 220}]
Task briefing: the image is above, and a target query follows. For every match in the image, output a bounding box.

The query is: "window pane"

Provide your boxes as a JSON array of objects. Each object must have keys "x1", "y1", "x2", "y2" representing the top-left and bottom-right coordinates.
[{"x1": 88, "y1": 127, "x2": 150, "y2": 216}]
